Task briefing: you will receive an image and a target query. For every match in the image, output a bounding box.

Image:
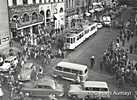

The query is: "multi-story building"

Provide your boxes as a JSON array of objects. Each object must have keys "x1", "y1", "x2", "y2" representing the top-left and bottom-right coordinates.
[
  {"x1": 8, "y1": 0, "x2": 65, "y2": 41},
  {"x1": 39, "y1": 0, "x2": 65, "y2": 32},
  {"x1": 65, "y1": 0, "x2": 92, "y2": 28},
  {"x1": 0, "y1": 0, "x2": 10, "y2": 48}
]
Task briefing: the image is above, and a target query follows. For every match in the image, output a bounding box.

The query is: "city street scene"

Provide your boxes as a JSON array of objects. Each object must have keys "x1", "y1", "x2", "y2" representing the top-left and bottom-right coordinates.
[{"x1": 1, "y1": 0, "x2": 137, "y2": 100}]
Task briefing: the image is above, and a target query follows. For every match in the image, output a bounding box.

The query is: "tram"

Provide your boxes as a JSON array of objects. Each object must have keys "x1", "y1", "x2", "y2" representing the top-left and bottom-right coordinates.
[{"x1": 64, "y1": 23, "x2": 98, "y2": 50}]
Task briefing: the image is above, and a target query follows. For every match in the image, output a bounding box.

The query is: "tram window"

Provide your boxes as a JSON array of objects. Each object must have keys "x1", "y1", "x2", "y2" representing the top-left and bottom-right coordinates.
[
  {"x1": 85, "y1": 29, "x2": 89, "y2": 34},
  {"x1": 90, "y1": 26, "x2": 95, "y2": 31}
]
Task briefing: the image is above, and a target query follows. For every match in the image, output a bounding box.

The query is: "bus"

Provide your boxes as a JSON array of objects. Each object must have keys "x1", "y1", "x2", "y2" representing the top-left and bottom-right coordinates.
[
  {"x1": 53, "y1": 61, "x2": 88, "y2": 83},
  {"x1": 64, "y1": 23, "x2": 98, "y2": 50}
]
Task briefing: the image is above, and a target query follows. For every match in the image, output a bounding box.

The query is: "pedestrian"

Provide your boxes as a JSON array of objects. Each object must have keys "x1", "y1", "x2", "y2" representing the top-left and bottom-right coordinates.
[
  {"x1": 129, "y1": 44, "x2": 133, "y2": 54},
  {"x1": 100, "y1": 60, "x2": 103, "y2": 71},
  {"x1": 90, "y1": 56, "x2": 95, "y2": 69}
]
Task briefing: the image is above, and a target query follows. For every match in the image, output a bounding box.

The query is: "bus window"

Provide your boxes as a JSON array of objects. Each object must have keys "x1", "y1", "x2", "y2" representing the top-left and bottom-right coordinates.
[
  {"x1": 63, "y1": 68, "x2": 71, "y2": 73},
  {"x1": 78, "y1": 70, "x2": 83, "y2": 75},
  {"x1": 100, "y1": 88, "x2": 108, "y2": 91},
  {"x1": 55, "y1": 66, "x2": 62, "y2": 71},
  {"x1": 93, "y1": 88, "x2": 100, "y2": 91},
  {"x1": 72, "y1": 69, "x2": 78, "y2": 74},
  {"x1": 70, "y1": 38, "x2": 73, "y2": 44}
]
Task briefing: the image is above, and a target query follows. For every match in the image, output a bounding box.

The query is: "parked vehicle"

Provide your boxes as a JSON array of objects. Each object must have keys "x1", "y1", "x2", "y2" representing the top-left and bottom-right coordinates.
[
  {"x1": 21, "y1": 76, "x2": 64, "y2": 97},
  {"x1": 53, "y1": 62, "x2": 88, "y2": 83},
  {"x1": 0, "y1": 56, "x2": 18, "y2": 72},
  {"x1": 18, "y1": 63, "x2": 35, "y2": 81},
  {"x1": 68, "y1": 81, "x2": 110, "y2": 100}
]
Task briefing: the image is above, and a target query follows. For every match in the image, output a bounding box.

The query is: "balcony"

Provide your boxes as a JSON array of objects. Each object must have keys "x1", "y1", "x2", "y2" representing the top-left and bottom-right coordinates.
[{"x1": 10, "y1": 15, "x2": 44, "y2": 30}]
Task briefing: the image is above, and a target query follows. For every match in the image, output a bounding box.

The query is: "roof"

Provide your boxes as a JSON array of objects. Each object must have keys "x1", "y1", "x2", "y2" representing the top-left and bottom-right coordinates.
[
  {"x1": 84, "y1": 81, "x2": 108, "y2": 88},
  {"x1": 57, "y1": 62, "x2": 87, "y2": 71},
  {"x1": 37, "y1": 76, "x2": 56, "y2": 89}
]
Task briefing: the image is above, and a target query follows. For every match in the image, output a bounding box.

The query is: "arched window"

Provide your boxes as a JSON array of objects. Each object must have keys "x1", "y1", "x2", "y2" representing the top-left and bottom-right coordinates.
[
  {"x1": 60, "y1": 7, "x2": 63, "y2": 13},
  {"x1": 32, "y1": 12, "x2": 38, "y2": 20},
  {"x1": 22, "y1": 13, "x2": 30, "y2": 22},
  {"x1": 46, "y1": 9, "x2": 51, "y2": 18},
  {"x1": 40, "y1": 10, "x2": 45, "y2": 17}
]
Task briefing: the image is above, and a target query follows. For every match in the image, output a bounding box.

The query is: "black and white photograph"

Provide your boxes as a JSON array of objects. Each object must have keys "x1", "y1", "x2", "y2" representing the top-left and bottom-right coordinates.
[{"x1": 0, "y1": 0, "x2": 137, "y2": 100}]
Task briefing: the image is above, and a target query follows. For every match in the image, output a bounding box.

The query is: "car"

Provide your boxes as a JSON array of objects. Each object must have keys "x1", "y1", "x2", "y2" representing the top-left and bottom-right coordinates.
[
  {"x1": 102, "y1": 16, "x2": 111, "y2": 27},
  {"x1": 97, "y1": 23, "x2": 103, "y2": 29},
  {"x1": 68, "y1": 81, "x2": 110, "y2": 100},
  {"x1": 21, "y1": 76, "x2": 64, "y2": 98},
  {"x1": 18, "y1": 63, "x2": 36, "y2": 81},
  {"x1": 0, "y1": 56, "x2": 18, "y2": 72}
]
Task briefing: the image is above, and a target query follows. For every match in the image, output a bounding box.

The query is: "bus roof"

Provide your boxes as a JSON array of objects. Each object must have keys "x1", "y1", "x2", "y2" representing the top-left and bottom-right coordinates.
[
  {"x1": 57, "y1": 62, "x2": 87, "y2": 71},
  {"x1": 84, "y1": 81, "x2": 108, "y2": 88}
]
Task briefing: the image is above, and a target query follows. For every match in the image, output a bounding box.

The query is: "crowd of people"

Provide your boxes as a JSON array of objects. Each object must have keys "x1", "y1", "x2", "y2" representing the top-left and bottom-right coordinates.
[
  {"x1": 101, "y1": 25, "x2": 137, "y2": 87},
  {"x1": 11, "y1": 25, "x2": 66, "y2": 68}
]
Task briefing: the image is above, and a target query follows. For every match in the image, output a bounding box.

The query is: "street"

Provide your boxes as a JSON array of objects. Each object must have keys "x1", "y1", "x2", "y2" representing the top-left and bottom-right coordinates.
[{"x1": 1, "y1": 4, "x2": 137, "y2": 100}]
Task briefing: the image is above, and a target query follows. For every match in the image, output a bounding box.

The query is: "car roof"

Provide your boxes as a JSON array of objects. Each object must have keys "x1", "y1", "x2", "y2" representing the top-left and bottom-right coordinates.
[
  {"x1": 37, "y1": 76, "x2": 56, "y2": 89},
  {"x1": 5, "y1": 56, "x2": 17, "y2": 61},
  {"x1": 57, "y1": 62, "x2": 87, "y2": 71},
  {"x1": 84, "y1": 81, "x2": 108, "y2": 88}
]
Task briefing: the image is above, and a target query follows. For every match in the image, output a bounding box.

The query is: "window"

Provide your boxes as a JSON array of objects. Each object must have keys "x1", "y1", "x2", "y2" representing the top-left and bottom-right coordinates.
[
  {"x1": 100, "y1": 88, "x2": 108, "y2": 91},
  {"x1": 66, "y1": 38, "x2": 71, "y2": 43},
  {"x1": 85, "y1": 29, "x2": 89, "y2": 34},
  {"x1": 23, "y1": 0, "x2": 28, "y2": 5},
  {"x1": 53, "y1": 0, "x2": 56, "y2": 3},
  {"x1": 63, "y1": 68, "x2": 71, "y2": 72},
  {"x1": 12, "y1": 0, "x2": 17, "y2": 6},
  {"x1": 93, "y1": 88, "x2": 100, "y2": 91},
  {"x1": 22, "y1": 13, "x2": 30, "y2": 22},
  {"x1": 55, "y1": 66, "x2": 62, "y2": 71},
  {"x1": 32, "y1": 12, "x2": 38, "y2": 20},
  {"x1": 33, "y1": 0, "x2": 36, "y2": 4},
  {"x1": 85, "y1": 69, "x2": 87, "y2": 74},
  {"x1": 37, "y1": 85, "x2": 52, "y2": 89},
  {"x1": 60, "y1": 8, "x2": 63, "y2": 13},
  {"x1": 72, "y1": 69, "x2": 78, "y2": 73},
  {"x1": 90, "y1": 26, "x2": 96, "y2": 31},
  {"x1": 39, "y1": 0, "x2": 42, "y2": 3}
]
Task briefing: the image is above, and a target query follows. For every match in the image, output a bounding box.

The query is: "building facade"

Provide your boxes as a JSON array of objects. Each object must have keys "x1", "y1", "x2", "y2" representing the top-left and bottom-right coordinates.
[
  {"x1": 0, "y1": 0, "x2": 10, "y2": 48},
  {"x1": 8, "y1": 0, "x2": 65, "y2": 44},
  {"x1": 65, "y1": 0, "x2": 91, "y2": 28}
]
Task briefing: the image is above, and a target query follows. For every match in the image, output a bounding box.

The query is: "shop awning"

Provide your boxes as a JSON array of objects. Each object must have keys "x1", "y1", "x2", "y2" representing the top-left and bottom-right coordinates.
[{"x1": 85, "y1": 12, "x2": 91, "y2": 16}]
